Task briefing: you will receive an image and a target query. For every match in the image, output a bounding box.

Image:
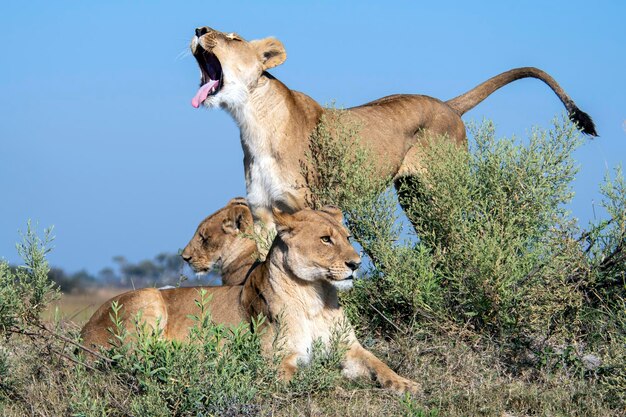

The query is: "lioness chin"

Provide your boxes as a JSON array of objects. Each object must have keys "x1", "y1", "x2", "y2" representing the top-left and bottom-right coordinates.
[
  {"x1": 189, "y1": 27, "x2": 596, "y2": 231},
  {"x1": 81, "y1": 207, "x2": 419, "y2": 394}
]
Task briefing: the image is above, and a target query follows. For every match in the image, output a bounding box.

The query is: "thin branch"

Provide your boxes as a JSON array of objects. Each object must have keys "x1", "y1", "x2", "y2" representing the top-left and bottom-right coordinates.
[
  {"x1": 49, "y1": 348, "x2": 99, "y2": 372},
  {"x1": 35, "y1": 323, "x2": 113, "y2": 363},
  {"x1": 582, "y1": 218, "x2": 615, "y2": 254},
  {"x1": 598, "y1": 241, "x2": 624, "y2": 272},
  {"x1": 368, "y1": 303, "x2": 407, "y2": 335}
]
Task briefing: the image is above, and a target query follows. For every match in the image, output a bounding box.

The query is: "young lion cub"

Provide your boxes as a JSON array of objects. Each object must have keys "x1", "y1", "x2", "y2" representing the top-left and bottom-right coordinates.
[
  {"x1": 181, "y1": 197, "x2": 257, "y2": 285},
  {"x1": 81, "y1": 207, "x2": 418, "y2": 393}
]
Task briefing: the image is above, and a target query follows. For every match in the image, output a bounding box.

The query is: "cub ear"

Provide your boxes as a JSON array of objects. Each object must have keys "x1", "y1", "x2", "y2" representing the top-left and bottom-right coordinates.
[
  {"x1": 222, "y1": 205, "x2": 252, "y2": 235},
  {"x1": 272, "y1": 207, "x2": 295, "y2": 236},
  {"x1": 250, "y1": 37, "x2": 287, "y2": 70},
  {"x1": 319, "y1": 205, "x2": 344, "y2": 224}
]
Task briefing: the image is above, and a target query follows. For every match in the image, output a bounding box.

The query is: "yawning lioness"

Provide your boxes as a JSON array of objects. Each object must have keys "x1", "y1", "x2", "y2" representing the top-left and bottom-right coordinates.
[{"x1": 189, "y1": 27, "x2": 596, "y2": 231}]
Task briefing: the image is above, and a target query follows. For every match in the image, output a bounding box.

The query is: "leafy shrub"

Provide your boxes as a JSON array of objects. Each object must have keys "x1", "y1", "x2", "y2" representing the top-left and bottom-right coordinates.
[
  {"x1": 306, "y1": 110, "x2": 625, "y2": 410},
  {"x1": 1, "y1": 112, "x2": 624, "y2": 415},
  {"x1": 0, "y1": 222, "x2": 58, "y2": 332},
  {"x1": 0, "y1": 232, "x2": 347, "y2": 416}
]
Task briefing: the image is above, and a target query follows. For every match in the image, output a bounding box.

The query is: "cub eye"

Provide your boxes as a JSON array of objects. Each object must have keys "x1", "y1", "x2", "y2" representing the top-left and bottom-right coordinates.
[
  {"x1": 199, "y1": 234, "x2": 209, "y2": 244},
  {"x1": 321, "y1": 236, "x2": 332, "y2": 244}
]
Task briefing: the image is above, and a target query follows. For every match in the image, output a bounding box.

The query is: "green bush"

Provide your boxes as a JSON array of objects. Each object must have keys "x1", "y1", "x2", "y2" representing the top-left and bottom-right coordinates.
[
  {"x1": 0, "y1": 232, "x2": 347, "y2": 416},
  {"x1": 1, "y1": 113, "x2": 624, "y2": 416},
  {"x1": 400, "y1": 119, "x2": 585, "y2": 336},
  {"x1": 0, "y1": 222, "x2": 58, "y2": 332},
  {"x1": 306, "y1": 111, "x2": 624, "y2": 411}
]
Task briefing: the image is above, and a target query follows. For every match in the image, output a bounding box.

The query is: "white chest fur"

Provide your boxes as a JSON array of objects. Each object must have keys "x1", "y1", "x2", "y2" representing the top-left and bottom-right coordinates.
[
  {"x1": 246, "y1": 154, "x2": 290, "y2": 209},
  {"x1": 281, "y1": 290, "x2": 346, "y2": 366},
  {"x1": 292, "y1": 317, "x2": 336, "y2": 364},
  {"x1": 237, "y1": 110, "x2": 293, "y2": 210}
]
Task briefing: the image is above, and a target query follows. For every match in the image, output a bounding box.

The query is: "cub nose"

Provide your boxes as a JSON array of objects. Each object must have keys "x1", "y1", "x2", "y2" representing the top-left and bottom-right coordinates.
[
  {"x1": 346, "y1": 260, "x2": 361, "y2": 271},
  {"x1": 181, "y1": 252, "x2": 192, "y2": 262},
  {"x1": 195, "y1": 27, "x2": 208, "y2": 38}
]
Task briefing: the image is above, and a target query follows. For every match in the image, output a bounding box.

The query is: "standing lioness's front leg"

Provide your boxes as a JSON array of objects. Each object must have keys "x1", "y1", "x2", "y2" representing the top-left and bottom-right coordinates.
[{"x1": 342, "y1": 343, "x2": 420, "y2": 394}]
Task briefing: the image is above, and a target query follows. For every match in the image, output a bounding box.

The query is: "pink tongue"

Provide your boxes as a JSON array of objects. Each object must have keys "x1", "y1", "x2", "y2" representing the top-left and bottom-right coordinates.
[{"x1": 191, "y1": 79, "x2": 219, "y2": 108}]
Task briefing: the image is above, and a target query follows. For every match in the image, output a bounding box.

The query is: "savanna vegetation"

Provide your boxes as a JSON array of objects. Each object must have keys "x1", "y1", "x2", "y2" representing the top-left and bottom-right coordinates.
[
  {"x1": 1, "y1": 113, "x2": 624, "y2": 416},
  {"x1": 46, "y1": 252, "x2": 188, "y2": 293}
]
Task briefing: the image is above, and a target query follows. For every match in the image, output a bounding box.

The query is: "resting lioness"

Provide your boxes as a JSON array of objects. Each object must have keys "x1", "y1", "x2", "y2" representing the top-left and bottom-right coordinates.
[
  {"x1": 80, "y1": 207, "x2": 418, "y2": 393},
  {"x1": 189, "y1": 27, "x2": 596, "y2": 230},
  {"x1": 181, "y1": 197, "x2": 257, "y2": 285}
]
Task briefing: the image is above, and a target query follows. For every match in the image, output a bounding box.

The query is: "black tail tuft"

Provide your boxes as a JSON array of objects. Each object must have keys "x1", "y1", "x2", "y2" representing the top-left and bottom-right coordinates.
[{"x1": 569, "y1": 106, "x2": 598, "y2": 137}]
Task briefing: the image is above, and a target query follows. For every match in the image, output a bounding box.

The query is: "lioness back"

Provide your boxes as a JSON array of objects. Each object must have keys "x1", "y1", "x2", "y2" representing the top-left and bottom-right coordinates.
[
  {"x1": 158, "y1": 286, "x2": 247, "y2": 337},
  {"x1": 81, "y1": 286, "x2": 247, "y2": 349}
]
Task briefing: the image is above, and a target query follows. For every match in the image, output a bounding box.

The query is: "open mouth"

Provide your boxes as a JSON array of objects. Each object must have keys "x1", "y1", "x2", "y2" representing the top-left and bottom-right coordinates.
[{"x1": 191, "y1": 45, "x2": 223, "y2": 108}]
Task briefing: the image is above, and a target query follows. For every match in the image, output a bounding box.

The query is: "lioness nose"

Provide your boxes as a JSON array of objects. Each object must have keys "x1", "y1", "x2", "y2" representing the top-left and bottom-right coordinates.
[
  {"x1": 195, "y1": 27, "x2": 208, "y2": 38},
  {"x1": 346, "y1": 260, "x2": 361, "y2": 271}
]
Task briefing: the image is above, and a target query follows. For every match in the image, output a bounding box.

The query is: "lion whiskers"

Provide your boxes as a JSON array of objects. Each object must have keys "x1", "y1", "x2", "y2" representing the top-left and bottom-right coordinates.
[{"x1": 175, "y1": 48, "x2": 192, "y2": 61}]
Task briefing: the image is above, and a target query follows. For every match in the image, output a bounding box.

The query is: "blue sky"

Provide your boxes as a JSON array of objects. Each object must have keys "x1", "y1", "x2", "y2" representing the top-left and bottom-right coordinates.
[{"x1": 1, "y1": 1, "x2": 624, "y2": 274}]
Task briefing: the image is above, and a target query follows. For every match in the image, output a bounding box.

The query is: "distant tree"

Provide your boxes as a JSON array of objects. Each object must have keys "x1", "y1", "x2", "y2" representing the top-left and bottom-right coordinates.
[
  {"x1": 47, "y1": 267, "x2": 96, "y2": 293},
  {"x1": 109, "y1": 253, "x2": 185, "y2": 288},
  {"x1": 97, "y1": 267, "x2": 118, "y2": 286}
]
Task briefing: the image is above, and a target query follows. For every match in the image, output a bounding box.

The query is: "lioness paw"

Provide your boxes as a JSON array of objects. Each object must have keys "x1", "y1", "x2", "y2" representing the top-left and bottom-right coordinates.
[
  {"x1": 381, "y1": 376, "x2": 421, "y2": 394},
  {"x1": 278, "y1": 356, "x2": 298, "y2": 382}
]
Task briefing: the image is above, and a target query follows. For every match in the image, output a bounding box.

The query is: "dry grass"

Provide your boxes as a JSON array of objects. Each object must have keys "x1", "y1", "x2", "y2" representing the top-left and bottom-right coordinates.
[
  {"x1": 43, "y1": 287, "x2": 129, "y2": 323},
  {"x1": 3, "y1": 303, "x2": 622, "y2": 416},
  {"x1": 263, "y1": 330, "x2": 620, "y2": 417}
]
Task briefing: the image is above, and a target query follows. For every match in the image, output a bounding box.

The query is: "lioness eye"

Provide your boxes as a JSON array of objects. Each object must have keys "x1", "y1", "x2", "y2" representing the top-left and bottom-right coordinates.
[{"x1": 321, "y1": 236, "x2": 332, "y2": 244}]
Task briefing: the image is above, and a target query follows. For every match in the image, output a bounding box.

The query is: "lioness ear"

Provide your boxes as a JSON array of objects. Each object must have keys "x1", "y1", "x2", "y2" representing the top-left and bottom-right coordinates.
[
  {"x1": 319, "y1": 205, "x2": 344, "y2": 224},
  {"x1": 227, "y1": 197, "x2": 248, "y2": 207},
  {"x1": 251, "y1": 37, "x2": 287, "y2": 70},
  {"x1": 272, "y1": 207, "x2": 295, "y2": 236},
  {"x1": 222, "y1": 205, "x2": 252, "y2": 235}
]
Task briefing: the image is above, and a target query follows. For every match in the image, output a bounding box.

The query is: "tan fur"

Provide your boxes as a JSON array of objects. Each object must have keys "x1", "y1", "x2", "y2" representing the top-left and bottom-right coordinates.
[
  {"x1": 181, "y1": 197, "x2": 257, "y2": 285},
  {"x1": 190, "y1": 27, "x2": 595, "y2": 229},
  {"x1": 81, "y1": 208, "x2": 418, "y2": 394}
]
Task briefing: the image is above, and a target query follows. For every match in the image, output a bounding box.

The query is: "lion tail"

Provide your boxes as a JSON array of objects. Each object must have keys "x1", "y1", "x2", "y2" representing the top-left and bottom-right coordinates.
[{"x1": 445, "y1": 67, "x2": 597, "y2": 136}]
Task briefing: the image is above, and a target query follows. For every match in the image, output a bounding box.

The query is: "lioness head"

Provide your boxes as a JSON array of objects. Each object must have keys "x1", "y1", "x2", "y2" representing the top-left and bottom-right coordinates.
[
  {"x1": 181, "y1": 198, "x2": 255, "y2": 278},
  {"x1": 272, "y1": 207, "x2": 361, "y2": 291},
  {"x1": 190, "y1": 26, "x2": 286, "y2": 109}
]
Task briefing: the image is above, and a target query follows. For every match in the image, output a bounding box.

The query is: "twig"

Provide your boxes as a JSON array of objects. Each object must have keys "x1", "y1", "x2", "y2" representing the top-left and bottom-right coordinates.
[
  {"x1": 50, "y1": 348, "x2": 99, "y2": 372},
  {"x1": 418, "y1": 345, "x2": 445, "y2": 355},
  {"x1": 582, "y1": 218, "x2": 615, "y2": 254},
  {"x1": 69, "y1": 303, "x2": 96, "y2": 321},
  {"x1": 35, "y1": 323, "x2": 112, "y2": 363},
  {"x1": 368, "y1": 303, "x2": 406, "y2": 335},
  {"x1": 599, "y1": 241, "x2": 624, "y2": 272},
  {"x1": 7, "y1": 328, "x2": 40, "y2": 337}
]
